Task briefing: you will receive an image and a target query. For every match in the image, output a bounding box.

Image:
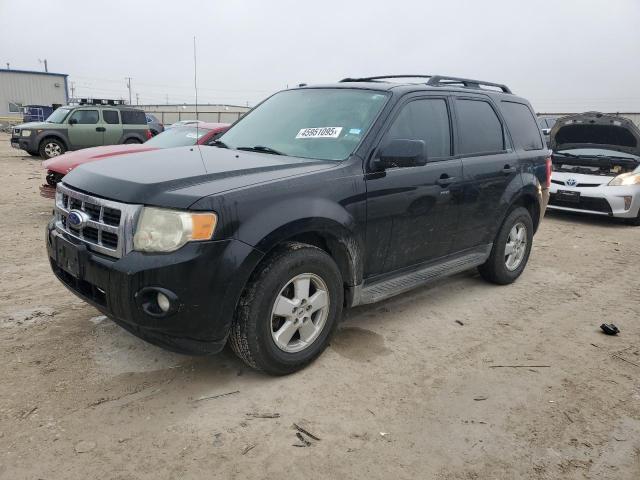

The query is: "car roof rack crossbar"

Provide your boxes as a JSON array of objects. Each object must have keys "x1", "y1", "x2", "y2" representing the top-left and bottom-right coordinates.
[
  {"x1": 426, "y1": 76, "x2": 512, "y2": 94},
  {"x1": 339, "y1": 75, "x2": 512, "y2": 94},
  {"x1": 340, "y1": 75, "x2": 433, "y2": 83}
]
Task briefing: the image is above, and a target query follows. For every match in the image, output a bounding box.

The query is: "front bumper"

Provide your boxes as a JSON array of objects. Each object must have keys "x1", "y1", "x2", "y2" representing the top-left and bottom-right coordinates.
[
  {"x1": 548, "y1": 182, "x2": 640, "y2": 218},
  {"x1": 46, "y1": 222, "x2": 263, "y2": 355},
  {"x1": 10, "y1": 136, "x2": 34, "y2": 151}
]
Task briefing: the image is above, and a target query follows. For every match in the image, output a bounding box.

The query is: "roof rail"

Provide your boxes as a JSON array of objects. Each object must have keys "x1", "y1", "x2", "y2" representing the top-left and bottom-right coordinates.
[
  {"x1": 426, "y1": 76, "x2": 512, "y2": 94},
  {"x1": 339, "y1": 74, "x2": 512, "y2": 94}
]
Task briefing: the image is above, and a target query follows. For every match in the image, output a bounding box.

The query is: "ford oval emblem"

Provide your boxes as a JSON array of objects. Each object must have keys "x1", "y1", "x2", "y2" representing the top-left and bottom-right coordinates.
[
  {"x1": 566, "y1": 178, "x2": 577, "y2": 187},
  {"x1": 67, "y1": 209, "x2": 89, "y2": 229}
]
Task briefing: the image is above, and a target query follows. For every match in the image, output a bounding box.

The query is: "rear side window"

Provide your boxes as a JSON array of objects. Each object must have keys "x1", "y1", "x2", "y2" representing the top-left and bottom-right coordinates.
[
  {"x1": 69, "y1": 110, "x2": 99, "y2": 124},
  {"x1": 384, "y1": 98, "x2": 451, "y2": 159},
  {"x1": 121, "y1": 110, "x2": 147, "y2": 125},
  {"x1": 501, "y1": 101, "x2": 543, "y2": 150},
  {"x1": 456, "y1": 99, "x2": 504, "y2": 155},
  {"x1": 103, "y1": 110, "x2": 120, "y2": 124}
]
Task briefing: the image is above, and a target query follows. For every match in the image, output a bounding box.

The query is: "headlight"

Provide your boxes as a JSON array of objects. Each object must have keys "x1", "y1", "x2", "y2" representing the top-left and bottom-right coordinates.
[
  {"x1": 608, "y1": 172, "x2": 640, "y2": 186},
  {"x1": 133, "y1": 207, "x2": 217, "y2": 252},
  {"x1": 21, "y1": 129, "x2": 31, "y2": 137}
]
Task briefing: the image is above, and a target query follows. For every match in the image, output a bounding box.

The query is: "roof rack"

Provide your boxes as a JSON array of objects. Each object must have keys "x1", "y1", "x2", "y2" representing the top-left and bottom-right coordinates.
[
  {"x1": 68, "y1": 98, "x2": 129, "y2": 106},
  {"x1": 339, "y1": 75, "x2": 512, "y2": 94}
]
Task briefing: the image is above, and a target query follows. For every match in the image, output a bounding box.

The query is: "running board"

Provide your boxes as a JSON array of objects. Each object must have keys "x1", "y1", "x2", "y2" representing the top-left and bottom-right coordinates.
[{"x1": 351, "y1": 245, "x2": 492, "y2": 306}]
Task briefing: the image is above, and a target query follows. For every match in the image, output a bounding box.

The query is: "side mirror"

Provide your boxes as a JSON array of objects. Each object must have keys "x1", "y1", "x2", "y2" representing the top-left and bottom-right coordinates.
[
  {"x1": 374, "y1": 139, "x2": 426, "y2": 170},
  {"x1": 69, "y1": 118, "x2": 78, "y2": 125}
]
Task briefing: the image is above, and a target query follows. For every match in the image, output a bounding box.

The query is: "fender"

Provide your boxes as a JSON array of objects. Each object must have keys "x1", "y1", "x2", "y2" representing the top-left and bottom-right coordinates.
[{"x1": 35, "y1": 130, "x2": 69, "y2": 150}]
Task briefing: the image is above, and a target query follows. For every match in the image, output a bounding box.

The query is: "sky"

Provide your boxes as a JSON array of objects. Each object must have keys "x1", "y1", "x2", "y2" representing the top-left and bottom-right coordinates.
[{"x1": 1, "y1": 0, "x2": 639, "y2": 112}]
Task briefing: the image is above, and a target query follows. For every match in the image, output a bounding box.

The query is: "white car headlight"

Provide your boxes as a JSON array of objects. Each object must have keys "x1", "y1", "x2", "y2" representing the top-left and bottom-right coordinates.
[
  {"x1": 608, "y1": 172, "x2": 640, "y2": 186},
  {"x1": 133, "y1": 207, "x2": 217, "y2": 253},
  {"x1": 21, "y1": 129, "x2": 31, "y2": 137}
]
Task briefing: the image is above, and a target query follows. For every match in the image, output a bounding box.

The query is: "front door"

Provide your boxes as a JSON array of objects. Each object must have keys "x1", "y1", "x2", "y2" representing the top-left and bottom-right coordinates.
[
  {"x1": 67, "y1": 109, "x2": 103, "y2": 148},
  {"x1": 364, "y1": 96, "x2": 462, "y2": 277}
]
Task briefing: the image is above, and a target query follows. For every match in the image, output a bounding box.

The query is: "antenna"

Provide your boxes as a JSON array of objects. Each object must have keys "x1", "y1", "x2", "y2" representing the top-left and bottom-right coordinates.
[{"x1": 193, "y1": 36, "x2": 199, "y2": 139}]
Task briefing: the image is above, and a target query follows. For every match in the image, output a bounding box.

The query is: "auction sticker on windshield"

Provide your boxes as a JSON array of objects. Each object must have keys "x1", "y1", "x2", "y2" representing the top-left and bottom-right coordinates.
[{"x1": 296, "y1": 127, "x2": 342, "y2": 139}]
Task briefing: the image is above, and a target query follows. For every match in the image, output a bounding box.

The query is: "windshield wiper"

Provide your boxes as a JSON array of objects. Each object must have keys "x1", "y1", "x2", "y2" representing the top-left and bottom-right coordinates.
[
  {"x1": 237, "y1": 145, "x2": 283, "y2": 155},
  {"x1": 554, "y1": 151, "x2": 578, "y2": 158},
  {"x1": 210, "y1": 139, "x2": 229, "y2": 149}
]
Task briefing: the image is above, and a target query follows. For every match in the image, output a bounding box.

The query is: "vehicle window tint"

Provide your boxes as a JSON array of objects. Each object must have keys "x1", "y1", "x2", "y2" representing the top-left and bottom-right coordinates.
[
  {"x1": 121, "y1": 110, "x2": 147, "y2": 125},
  {"x1": 384, "y1": 99, "x2": 451, "y2": 159},
  {"x1": 103, "y1": 110, "x2": 120, "y2": 124},
  {"x1": 546, "y1": 118, "x2": 557, "y2": 129},
  {"x1": 70, "y1": 110, "x2": 99, "y2": 124},
  {"x1": 500, "y1": 101, "x2": 543, "y2": 150},
  {"x1": 456, "y1": 99, "x2": 504, "y2": 155}
]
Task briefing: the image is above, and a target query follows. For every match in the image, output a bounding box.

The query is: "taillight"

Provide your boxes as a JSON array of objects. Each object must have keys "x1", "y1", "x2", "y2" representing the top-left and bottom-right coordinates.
[
  {"x1": 545, "y1": 156, "x2": 552, "y2": 188},
  {"x1": 146, "y1": 130, "x2": 152, "y2": 140}
]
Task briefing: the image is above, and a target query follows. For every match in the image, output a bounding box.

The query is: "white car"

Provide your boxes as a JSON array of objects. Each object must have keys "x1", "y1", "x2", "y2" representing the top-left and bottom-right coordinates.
[{"x1": 548, "y1": 112, "x2": 640, "y2": 225}]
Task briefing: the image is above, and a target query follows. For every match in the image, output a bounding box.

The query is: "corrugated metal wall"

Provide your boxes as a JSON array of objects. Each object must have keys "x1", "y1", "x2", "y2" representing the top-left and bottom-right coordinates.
[
  {"x1": 138, "y1": 104, "x2": 250, "y2": 125},
  {"x1": 0, "y1": 71, "x2": 68, "y2": 119}
]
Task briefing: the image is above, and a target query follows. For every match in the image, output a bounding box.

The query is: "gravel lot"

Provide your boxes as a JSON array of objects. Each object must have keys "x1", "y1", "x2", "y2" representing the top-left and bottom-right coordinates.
[{"x1": 1, "y1": 132, "x2": 639, "y2": 479}]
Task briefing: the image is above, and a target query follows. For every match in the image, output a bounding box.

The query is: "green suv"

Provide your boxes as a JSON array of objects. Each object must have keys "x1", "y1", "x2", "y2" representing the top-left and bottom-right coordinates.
[{"x1": 11, "y1": 103, "x2": 151, "y2": 159}]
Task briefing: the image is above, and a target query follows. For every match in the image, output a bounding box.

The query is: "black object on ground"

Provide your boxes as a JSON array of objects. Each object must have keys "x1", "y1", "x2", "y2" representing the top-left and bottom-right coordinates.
[{"x1": 600, "y1": 324, "x2": 620, "y2": 335}]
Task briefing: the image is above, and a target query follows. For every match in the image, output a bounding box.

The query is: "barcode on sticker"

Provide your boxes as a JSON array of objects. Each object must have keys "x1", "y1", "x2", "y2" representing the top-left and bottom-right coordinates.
[{"x1": 296, "y1": 127, "x2": 342, "y2": 139}]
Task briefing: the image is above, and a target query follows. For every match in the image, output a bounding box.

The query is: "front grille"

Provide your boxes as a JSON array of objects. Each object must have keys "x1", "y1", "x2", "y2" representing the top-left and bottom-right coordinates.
[
  {"x1": 54, "y1": 184, "x2": 141, "y2": 258},
  {"x1": 549, "y1": 193, "x2": 613, "y2": 214},
  {"x1": 551, "y1": 179, "x2": 603, "y2": 188}
]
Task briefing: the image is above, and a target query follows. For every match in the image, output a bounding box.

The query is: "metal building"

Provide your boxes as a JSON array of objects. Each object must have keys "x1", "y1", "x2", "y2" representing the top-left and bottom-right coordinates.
[{"x1": 0, "y1": 69, "x2": 69, "y2": 123}]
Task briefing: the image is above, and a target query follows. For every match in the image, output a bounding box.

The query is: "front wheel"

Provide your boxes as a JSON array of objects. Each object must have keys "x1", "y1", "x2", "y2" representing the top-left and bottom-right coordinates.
[
  {"x1": 229, "y1": 242, "x2": 343, "y2": 375},
  {"x1": 124, "y1": 138, "x2": 142, "y2": 144},
  {"x1": 478, "y1": 207, "x2": 534, "y2": 285},
  {"x1": 39, "y1": 138, "x2": 65, "y2": 159}
]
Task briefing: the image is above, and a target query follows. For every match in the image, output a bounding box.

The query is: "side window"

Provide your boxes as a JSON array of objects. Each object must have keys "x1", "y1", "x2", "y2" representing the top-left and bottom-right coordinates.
[
  {"x1": 500, "y1": 101, "x2": 543, "y2": 150},
  {"x1": 121, "y1": 110, "x2": 147, "y2": 125},
  {"x1": 456, "y1": 99, "x2": 505, "y2": 155},
  {"x1": 70, "y1": 109, "x2": 99, "y2": 124},
  {"x1": 103, "y1": 110, "x2": 120, "y2": 124},
  {"x1": 383, "y1": 98, "x2": 451, "y2": 159}
]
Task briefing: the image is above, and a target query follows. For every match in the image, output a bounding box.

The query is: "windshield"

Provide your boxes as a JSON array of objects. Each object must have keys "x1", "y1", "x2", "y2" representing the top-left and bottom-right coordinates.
[
  {"x1": 557, "y1": 148, "x2": 639, "y2": 160},
  {"x1": 46, "y1": 108, "x2": 71, "y2": 123},
  {"x1": 144, "y1": 127, "x2": 210, "y2": 147},
  {"x1": 218, "y1": 88, "x2": 389, "y2": 161}
]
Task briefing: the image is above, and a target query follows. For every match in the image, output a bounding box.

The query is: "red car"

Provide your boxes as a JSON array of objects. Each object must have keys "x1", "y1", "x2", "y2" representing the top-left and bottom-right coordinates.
[{"x1": 40, "y1": 122, "x2": 229, "y2": 198}]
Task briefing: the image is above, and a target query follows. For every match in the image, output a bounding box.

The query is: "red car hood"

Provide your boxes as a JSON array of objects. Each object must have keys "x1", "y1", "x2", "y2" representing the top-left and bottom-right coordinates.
[{"x1": 43, "y1": 144, "x2": 159, "y2": 174}]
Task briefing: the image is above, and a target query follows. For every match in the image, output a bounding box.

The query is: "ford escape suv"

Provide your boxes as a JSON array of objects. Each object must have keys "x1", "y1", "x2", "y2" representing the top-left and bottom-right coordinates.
[
  {"x1": 11, "y1": 101, "x2": 151, "y2": 159},
  {"x1": 46, "y1": 75, "x2": 550, "y2": 375}
]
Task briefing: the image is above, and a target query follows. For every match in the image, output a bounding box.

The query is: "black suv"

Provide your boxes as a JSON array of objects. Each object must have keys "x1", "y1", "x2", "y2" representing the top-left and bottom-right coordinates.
[{"x1": 47, "y1": 75, "x2": 550, "y2": 374}]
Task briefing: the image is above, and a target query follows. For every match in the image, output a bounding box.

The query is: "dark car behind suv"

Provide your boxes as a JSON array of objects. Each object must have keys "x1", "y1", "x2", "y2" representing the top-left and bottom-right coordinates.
[{"x1": 47, "y1": 75, "x2": 550, "y2": 374}]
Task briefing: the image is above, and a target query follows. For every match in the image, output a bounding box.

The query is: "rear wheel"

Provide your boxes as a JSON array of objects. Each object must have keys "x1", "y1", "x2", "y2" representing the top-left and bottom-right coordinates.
[
  {"x1": 229, "y1": 242, "x2": 343, "y2": 375},
  {"x1": 124, "y1": 138, "x2": 141, "y2": 144},
  {"x1": 479, "y1": 207, "x2": 534, "y2": 285},
  {"x1": 39, "y1": 138, "x2": 65, "y2": 159}
]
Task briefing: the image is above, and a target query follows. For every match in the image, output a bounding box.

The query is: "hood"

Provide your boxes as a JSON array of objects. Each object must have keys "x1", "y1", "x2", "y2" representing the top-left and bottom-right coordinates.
[
  {"x1": 549, "y1": 112, "x2": 640, "y2": 156},
  {"x1": 13, "y1": 121, "x2": 49, "y2": 131},
  {"x1": 43, "y1": 144, "x2": 158, "y2": 174},
  {"x1": 63, "y1": 146, "x2": 335, "y2": 209}
]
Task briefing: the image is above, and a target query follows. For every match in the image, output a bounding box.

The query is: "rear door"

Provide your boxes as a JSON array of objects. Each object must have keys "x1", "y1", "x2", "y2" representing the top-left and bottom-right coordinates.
[
  {"x1": 450, "y1": 96, "x2": 520, "y2": 252},
  {"x1": 102, "y1": 109, "x2": 123, "y2": 145},
  {"x1": 364, "y1": 95, "x2": 462, "y2": 276},
  {"x1": 67, "y1": 108, "x2": 103, "y2": 148}
]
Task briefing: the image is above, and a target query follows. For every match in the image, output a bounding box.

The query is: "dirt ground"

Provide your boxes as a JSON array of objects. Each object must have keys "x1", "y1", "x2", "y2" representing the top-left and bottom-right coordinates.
[{"x1": 0, "y1": 132, "x2": 639, "y2": 480}]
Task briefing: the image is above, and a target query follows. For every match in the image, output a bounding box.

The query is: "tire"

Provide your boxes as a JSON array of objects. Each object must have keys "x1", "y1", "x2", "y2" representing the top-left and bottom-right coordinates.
[
  {"x1": 124, "y1": 138, "x2": 142, "y2": 144},
  {"x1": 229, "y1": 242, "x2": 343, "y2": 375},
  {"x1": 39, "y1": 138, "x2": 66, "y2": 159},
  {"x1": 478, "y1": 207, "x2": 534, "y2": 285}
]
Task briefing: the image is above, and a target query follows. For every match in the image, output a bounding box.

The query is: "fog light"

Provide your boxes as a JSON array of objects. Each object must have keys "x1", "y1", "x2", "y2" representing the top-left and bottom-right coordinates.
[
  {"x1": 623, "y1": 196, "x2": 632, "y2": 210},
  {"x1": 157, "y1": 292, "x2": 170, "y2": 312}
]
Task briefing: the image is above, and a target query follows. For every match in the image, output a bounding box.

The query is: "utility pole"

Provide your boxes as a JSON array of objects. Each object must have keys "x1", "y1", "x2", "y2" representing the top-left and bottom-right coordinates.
[
  {"x1": 38, "y1": 58, "x2": 48, "y2": 72},
  {"x1": 70, "y1": 81, "x2": 76, "y2": 98},
  {"x1": 5, "y1": 63, "x2": 9, "y2": 70},
  {"x1": 136, "y1": 93, "x2": 139, "y2": 105},
  {"x1": 125, "y1": 77, "x2": 132, "y2": 105}
]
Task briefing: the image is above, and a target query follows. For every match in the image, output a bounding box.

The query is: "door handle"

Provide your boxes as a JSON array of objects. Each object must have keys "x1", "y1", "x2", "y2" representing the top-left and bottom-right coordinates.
[
  {"x1": 96, "y1": 127, "x2": 106, "y2": 132},
  {"x1": 436, "y1": 174, "x2": 457, "y2": 186},
  {"x1": 502, "y1": 165, "x2": 517, "y2": 174}
]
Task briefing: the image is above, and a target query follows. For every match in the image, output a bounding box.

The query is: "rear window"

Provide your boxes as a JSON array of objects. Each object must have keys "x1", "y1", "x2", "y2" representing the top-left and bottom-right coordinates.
[
  {"x1": 103, "y1": 110, "x2": 120, "y2": 124},
  {"x1": 120, "y1": 110, "x2": 147, "y2": 125},
  {"x1": 501, "y1": 102, "x2": 543, "y2": 150},
  {"x1": 456, "y1": 99, "x2": 505, "y2": 155}
]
